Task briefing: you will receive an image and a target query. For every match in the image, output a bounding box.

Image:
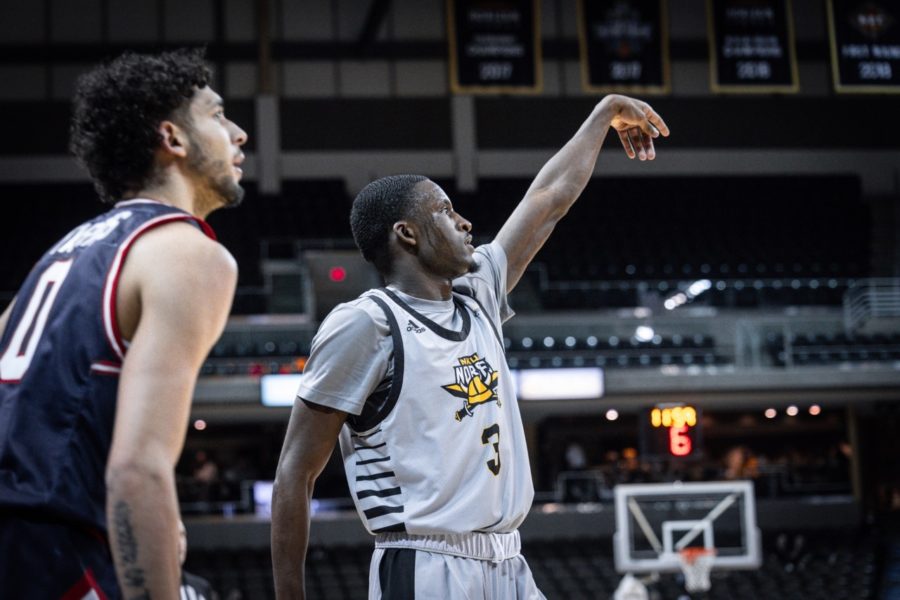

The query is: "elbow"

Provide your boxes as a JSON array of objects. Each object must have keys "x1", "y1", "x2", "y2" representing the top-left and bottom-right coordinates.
[
  {"x1": 271, "y1": 456, "x2": 320, "y2": 525},
  {"x1": 106, "y1": 456, "x2": 170, "y2": 500}
]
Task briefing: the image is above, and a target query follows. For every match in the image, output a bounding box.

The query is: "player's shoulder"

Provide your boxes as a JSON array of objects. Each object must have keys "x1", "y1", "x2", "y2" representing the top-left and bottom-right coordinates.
[
  {"x1": 327, "y1": 291, "x2": 390, "y2": 325},
  {"x1": 317, "y1": 290, "x2": 393, "y2": 339},
  {"x1": 120, "y1": 219, "x2": 237, "y2": 302},
  {"x1": 134, "y1": 220, "x2": 234, "y2": 269}
]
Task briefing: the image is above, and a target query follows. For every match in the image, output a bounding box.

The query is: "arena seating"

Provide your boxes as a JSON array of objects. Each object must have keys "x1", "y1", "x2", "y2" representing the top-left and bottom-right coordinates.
[
  {"x1": 505, "y1": 332, "x2": 727, "y2": 370},
  {"x1": 766, "y1": 332, "x2": 900, "y2": 367},
  {"x1": 183, "y1": 532, "x2": 881, "y2": 600},
  {"x1": 0, "y1": 175, "x2": 870, "y2": 315}
]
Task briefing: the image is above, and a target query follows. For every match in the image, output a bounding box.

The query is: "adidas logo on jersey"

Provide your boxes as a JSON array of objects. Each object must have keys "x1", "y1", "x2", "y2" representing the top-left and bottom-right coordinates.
[{"x1": 406, "y1": 320, "x2": 425, "y2": 333}]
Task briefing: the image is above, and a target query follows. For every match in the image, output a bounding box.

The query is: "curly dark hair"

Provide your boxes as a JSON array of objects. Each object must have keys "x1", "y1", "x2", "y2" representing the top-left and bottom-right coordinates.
[
  {"x1": 69, "y1": 48, "x2": 212, "y2": 203},
  {"x1": 350, "y1": 174, "x2": 429, "y2": 275}
]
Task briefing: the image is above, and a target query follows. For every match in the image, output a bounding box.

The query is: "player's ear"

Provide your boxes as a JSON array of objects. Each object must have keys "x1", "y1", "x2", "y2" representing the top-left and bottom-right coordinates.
[
  {"x1": 393, "y1": 220, "x2": 417, "y2": 247},
  {"x1": 158, "y1": 120, "x2": 188, "y2": 158}
]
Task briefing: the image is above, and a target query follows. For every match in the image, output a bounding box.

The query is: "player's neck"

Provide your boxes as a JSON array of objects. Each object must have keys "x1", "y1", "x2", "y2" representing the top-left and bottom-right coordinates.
[
  {"x1": 127, "y1": 171, "x2": 210, "y2": 219},
  {"x1": 385, "y1": 270, "x2": 453, "y2": 302}
]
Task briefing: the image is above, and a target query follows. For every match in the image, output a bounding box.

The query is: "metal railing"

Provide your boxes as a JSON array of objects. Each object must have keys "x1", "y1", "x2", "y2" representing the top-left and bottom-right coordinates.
[{"x1": 844, "y1": 278, "x2": 900, "y2": 332}]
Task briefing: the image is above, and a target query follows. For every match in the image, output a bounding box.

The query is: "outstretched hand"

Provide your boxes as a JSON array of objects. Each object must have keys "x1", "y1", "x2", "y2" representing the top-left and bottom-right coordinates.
[{"x1": 603, "y1": 95, "x2": 670, "y2": 161}]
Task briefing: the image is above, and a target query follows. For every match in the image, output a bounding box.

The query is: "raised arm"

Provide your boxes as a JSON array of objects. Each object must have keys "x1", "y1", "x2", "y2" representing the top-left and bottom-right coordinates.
[
  {"x1": 494, "y1": 94, "x2": 669, "y2": 292},
  {"x1": 106, "y1": 223, "x2": 237, "y2": 599},
  {"x1": 272, "y1": 400, "x2": 347, "y2": 600}
]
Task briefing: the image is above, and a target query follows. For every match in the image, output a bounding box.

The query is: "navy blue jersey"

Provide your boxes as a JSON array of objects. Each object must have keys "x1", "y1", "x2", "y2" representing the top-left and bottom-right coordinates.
[{"x1": 0, "y1": 199, "x2": 217, "y2": 533}]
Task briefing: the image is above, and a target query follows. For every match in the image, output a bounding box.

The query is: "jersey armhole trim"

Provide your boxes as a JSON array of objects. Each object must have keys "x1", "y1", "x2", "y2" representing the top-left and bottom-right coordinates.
[
  {"x1": 452, "y1": 285, "x2": 504, "y2": 348},
  {"x1": 102, "y1": 214, "x2": 215, "y2": 361},
  {"x1": 349, "y1": 294, "x2": 405, "y2": 433}
]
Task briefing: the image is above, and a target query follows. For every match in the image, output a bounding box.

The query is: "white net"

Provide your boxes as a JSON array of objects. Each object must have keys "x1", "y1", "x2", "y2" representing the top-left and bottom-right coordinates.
[{"x1": 678, "y1": 547, "x2": 716, "y2": 592}]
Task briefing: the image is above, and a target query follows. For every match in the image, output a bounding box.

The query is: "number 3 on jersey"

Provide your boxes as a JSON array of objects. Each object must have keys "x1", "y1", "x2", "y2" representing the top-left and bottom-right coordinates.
[
  {"x1": 481, "y1": 423, "x2": 501, "y2": 475},
  {"x1": 0, "y1": 260, "x2": 73, "y2": 381}
]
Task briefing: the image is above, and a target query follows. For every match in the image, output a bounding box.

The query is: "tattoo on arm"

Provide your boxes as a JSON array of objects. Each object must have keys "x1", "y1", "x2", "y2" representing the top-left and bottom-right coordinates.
[{"x1": 113, "y1": 500, "x2": 152, "y2": 599}]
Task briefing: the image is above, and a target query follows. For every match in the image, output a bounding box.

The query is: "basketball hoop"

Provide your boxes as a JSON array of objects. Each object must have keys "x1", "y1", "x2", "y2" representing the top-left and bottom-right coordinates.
[{"x1": 677, "y1": 547, "x2": 717, "y2": 592}]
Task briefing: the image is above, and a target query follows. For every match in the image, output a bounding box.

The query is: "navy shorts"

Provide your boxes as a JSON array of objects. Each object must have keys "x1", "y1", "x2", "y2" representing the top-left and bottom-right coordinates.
[{"x1": 0, "y1": 513, "x2": 120, "y2": 599}]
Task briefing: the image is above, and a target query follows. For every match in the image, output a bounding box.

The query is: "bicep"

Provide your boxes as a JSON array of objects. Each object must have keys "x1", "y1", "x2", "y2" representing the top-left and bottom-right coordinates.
[
  {"x1": 277, "y1": 400, "x2": 347, "y2": 482},
  {"x1": 494, "y1": 188, "x2": 561, "y2": 291}
]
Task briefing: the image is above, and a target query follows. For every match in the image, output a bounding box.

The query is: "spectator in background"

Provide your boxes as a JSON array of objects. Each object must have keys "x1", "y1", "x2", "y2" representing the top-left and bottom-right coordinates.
[
  {"x1": 721, "y1": 445, "x2": 759, "y2": 480},
  {"x1": 192, "y1": 449, "x2": 221, "y2": 484}
]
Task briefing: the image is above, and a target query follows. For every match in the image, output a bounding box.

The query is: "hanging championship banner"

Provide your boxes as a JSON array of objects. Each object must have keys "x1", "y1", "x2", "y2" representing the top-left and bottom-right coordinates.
[
  {"x1": 577, "y1": 0, "x2": 670, "y2": 94},
  {"x1": 827, "y1": 0, "x2": 900, "y2": 93},
  {"x1": 447, "y1": 0, "x2": 542, "y2": 94},
  {"x1": 707, "y1": 0, "x2": 799, "y2": 93}
]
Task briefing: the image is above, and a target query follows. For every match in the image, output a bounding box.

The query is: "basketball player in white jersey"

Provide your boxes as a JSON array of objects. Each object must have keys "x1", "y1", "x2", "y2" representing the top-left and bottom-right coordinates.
[{"x1": 271, "y1": 94, "x2": 669, "y2": 599}]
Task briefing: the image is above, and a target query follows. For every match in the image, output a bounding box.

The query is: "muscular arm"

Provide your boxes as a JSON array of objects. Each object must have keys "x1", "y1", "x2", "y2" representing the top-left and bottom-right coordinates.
[
  {"x1": 106, "y1": 224, "x2": 237, "y2": 599},
  {"x1": 495, "y1": 94, "x2": 669, "y2": 292},
  {"x1": 272, "y1": 400, "x2": 347, "y2": 600}
]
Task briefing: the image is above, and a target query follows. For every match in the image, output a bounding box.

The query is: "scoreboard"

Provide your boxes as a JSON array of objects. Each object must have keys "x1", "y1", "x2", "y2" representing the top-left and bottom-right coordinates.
[{"x1": 641, "y1": 403, "x2": 703, "y2": 458}]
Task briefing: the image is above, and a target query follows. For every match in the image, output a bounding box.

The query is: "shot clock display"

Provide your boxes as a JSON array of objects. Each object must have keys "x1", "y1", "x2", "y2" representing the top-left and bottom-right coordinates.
[{"x1": 641, "y1": 404, "x2": 703, "y2": 458}]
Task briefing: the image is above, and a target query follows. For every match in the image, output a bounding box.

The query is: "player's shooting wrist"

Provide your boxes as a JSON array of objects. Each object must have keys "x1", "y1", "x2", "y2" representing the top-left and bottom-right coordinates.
[{"x1": 594, "y1": 95, "x2": 622, "y2": 125}]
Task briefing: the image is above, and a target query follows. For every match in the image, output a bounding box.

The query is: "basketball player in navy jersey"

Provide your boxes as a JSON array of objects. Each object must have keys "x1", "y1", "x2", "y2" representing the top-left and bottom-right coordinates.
[
  {"x1": 0, "y1": 49, "x2": 246, "y2": 599},
  {"x1": 272, "y1": 94, "x2": 668, "y2": 599}
]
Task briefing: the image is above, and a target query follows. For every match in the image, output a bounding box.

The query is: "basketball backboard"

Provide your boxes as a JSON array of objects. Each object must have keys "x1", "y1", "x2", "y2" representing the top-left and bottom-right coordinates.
[{"x1": 613, "y1": 481, "x2": 762, "y2": 574}]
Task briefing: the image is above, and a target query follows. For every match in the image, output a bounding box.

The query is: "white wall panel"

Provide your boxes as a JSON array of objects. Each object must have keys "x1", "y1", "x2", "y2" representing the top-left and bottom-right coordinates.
[
  {"x1": 225, "y1": 62, "x2": 260, "y2": 98},
  {"x1": 563, "y1": 60, "x2": 587, "y2": 96},
  {"x1": 338, "y1": 60, "x2": 391, "y2": 96},
  {"x1": 542, "y1": 61, "x2": 562, "y2": 97},
  {"x1": 395, "y1": 60, "x2": 447, "y2": 96},
  {"x1": 283, "y1": 62, "x2": 337, "y2": 97},
  {"x1": 671, "y1": 61, "x2": 711, "y2": 95}
]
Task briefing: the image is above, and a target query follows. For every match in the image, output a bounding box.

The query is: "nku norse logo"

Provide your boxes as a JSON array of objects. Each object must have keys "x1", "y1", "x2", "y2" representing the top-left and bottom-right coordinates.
[{"x1": 441, "y1": 353, "x2": 500, "y2": 421}]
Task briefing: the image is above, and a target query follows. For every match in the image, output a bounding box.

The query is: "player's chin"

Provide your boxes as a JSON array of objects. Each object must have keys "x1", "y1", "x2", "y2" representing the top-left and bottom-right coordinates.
[{"x1": 220, "y1": 182, "x2": 245, "y2": 208}]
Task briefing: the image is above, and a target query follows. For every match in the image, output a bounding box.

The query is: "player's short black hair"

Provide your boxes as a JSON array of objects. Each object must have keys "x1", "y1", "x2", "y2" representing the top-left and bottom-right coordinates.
[
  {"x1": 350, "y1": 174, "x2": 429, "y2": 275},
  {"x1": 69, "y1": 48, "x2": 212, "y2": 203}
]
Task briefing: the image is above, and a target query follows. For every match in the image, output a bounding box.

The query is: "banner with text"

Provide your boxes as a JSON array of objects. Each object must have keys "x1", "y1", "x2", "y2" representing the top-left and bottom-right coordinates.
[
  {"x1": 577, "y1": 0, "x2": 670, "y2": 94},
  {"x1": 827, "y1": 0, "x2": 900, "y2": 93},
  {"x1": 707, "y1": 0, "x2": 799, "y2": 93},
  {"x1": 447, "y1": 0, "x2": 541, "y2": 94}
]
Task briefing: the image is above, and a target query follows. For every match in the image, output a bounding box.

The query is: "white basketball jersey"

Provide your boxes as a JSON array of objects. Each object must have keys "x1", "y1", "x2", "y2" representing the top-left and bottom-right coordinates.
[{"x1": 338, "y1": 287, "x2": 534, "y2": 535}]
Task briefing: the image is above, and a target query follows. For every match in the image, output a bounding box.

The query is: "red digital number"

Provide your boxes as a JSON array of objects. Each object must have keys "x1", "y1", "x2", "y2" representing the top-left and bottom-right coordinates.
[{"x1": 669, "y1": 425, "x2": 692, "y2": 457}]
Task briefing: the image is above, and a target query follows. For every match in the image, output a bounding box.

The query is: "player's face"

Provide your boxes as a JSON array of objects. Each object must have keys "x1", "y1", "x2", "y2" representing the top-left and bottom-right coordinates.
[
  {"x1": 183, "y1": 86, "x2": 247, "y2": 209},
  {"x1": 412, "y1": 180, "x2": 477, "y2": 278}
]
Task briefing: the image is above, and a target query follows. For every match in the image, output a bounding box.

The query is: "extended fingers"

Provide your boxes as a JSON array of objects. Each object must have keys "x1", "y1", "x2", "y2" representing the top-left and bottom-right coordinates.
[
  {"x1": 618, "y1": 129, "x2": 635, "y2": 159},
  {"x1": 627, "y1": 127, "x2": 655, "y2": 161},
  {"x1": 644, "y1": 106, "x2": 670, "y2": 137}
]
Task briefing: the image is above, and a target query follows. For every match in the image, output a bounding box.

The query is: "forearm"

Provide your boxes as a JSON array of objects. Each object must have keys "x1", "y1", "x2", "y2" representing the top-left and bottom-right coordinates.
[
  {"x1": 106, "y1": 464, "x2": 181, "y2": 600},
  {"x1": 525, "y1": 97, "x2": 617, "y2": 207},
  {"x1": 271, "y1": 473, "x2": 314, "y2": 599}
]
